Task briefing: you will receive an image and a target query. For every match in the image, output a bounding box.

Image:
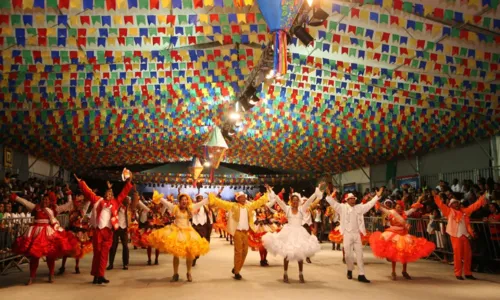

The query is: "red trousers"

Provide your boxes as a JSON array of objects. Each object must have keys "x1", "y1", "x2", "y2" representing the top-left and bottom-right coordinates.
[
  {"x1": 91, "y1": 228, "x2": 113, "y2": 277},
  {"x1": 29, "y1": 257, "x2": 55, "y2": 278},
  {"x1": 450, "y1": 236, "x2": 472, "y2": 276}
]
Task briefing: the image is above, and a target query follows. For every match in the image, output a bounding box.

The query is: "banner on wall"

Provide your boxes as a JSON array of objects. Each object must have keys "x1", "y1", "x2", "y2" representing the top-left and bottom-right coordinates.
[
  {"x1": 396, "y1": 174, "x2": 420, "y2": 189},
  {"x1": 343, "y1": 182, "x2": 357, "y2": 192}
]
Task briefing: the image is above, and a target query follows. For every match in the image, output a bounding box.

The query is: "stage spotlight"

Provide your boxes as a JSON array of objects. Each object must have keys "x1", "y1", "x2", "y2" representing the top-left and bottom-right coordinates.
[
  {"x1": 203, "y1": 160, "x2": 211, "y2": 167},
  {"x1": 294, "y1": 26, "x2": 314, "y2": 46},
  {"x1": 309, "y1": 7, "x2": 329, "y2": 27}
]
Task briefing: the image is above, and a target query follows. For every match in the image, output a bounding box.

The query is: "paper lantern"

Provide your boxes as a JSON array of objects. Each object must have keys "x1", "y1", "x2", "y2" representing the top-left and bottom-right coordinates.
[
  {"x1": 188, "y1": 156, "x2": 204, "y2": 180},
  {"x1": 256, "y1": 0, "x2": 305, "y2": 75},
  {"x1": 203, "y1": 126, "x2": 228, "y2": 169}
]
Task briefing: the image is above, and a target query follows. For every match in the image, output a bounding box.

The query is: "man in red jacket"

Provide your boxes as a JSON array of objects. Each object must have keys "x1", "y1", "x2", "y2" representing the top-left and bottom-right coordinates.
[{"x1": 74, "y1": 173, "x2": 134, "y2": 285}]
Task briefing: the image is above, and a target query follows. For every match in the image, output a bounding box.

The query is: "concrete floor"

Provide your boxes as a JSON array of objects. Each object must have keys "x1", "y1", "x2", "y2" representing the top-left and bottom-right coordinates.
[{"x1": 1, "y1": 236, "x2": 499, "y2": 300}]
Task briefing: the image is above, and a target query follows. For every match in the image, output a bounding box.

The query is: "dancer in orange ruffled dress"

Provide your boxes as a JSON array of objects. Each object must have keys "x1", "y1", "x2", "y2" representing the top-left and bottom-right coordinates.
[
  {"x1": 134, "y1": 191, "x2": 170, "y2": 266},
  {"x1": 369, "y1": 196, "x2": 435, "y2": 280}
]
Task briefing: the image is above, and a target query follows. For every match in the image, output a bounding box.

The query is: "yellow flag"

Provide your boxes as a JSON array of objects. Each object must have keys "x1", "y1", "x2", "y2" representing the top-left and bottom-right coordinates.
[
  {"x1": 161, "y1": 0, "x2": 171, "y2": 8},
  {"x1": 237, "y1": 14, "x2": 246, "y2": 24},
  {"x1": 23, "y1": 0, "x2": 34, "y2": 9},
  {"x1": 199, "y1": 14, "x2": 209, "y2": 24},
  {"x1": 114, "y1": 15, "x2": 123, "y2": 25}
]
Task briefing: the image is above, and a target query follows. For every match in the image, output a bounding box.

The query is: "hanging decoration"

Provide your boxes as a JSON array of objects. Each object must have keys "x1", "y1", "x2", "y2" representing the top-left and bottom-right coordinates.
[
  {"x1": 203, "y1": 126, "x2": 228, "y2": 169},
  {"x1": 188, "y1": 156, "x2": 204, "y2": 181},
  {"x1": 256, "y1": 0, "x2": 304, "y2": 75}
]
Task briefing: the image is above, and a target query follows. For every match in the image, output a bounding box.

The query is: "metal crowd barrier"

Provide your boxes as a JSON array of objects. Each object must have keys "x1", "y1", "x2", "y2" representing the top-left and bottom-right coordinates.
[
  {"x1": 363, "y1": 217, "x2": 500, "y2": 272},
  {"x1": 0, "y1": 214, "x2": 69, "y2": 275}
]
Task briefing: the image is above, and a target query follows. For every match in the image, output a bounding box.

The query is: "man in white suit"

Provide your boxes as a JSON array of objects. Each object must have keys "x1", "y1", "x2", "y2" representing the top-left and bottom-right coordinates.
[{"x1": 325, "y1": 186, "x2": 384, "y2": 283}]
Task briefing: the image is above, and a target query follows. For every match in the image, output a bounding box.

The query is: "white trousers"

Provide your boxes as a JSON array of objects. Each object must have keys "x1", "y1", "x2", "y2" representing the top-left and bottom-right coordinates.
[{"x1": 344, "y1": 232, "x2": 365, "y2": 275}]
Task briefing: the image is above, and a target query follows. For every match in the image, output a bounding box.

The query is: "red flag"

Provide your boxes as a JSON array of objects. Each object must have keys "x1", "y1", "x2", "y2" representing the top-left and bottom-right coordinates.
[{"x1": 106, "y1": 0, "x2": 116, "y2": 11}]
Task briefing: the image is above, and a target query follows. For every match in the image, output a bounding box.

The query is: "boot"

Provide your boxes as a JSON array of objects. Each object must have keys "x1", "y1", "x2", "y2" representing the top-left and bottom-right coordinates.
[{"x1": 358, "y1": 275, "x2": 370, "y2": 283}]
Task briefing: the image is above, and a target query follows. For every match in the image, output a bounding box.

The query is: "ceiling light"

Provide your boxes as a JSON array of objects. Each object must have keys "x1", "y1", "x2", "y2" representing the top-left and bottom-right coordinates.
[
  {"x1": 203, "y1": 161, "x2": 211, "y2": 167},
  {"x1": 309, "y1": 7, "x2": 329, "y2": 27},
  {"x1": 294, "y1": 26, "x2": 314, "y2": 46}
]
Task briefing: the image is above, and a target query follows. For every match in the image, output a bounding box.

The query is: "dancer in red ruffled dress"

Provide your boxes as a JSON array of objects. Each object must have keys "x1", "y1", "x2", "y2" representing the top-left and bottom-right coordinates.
[
  {"x1": 10, "y1": 192, "x2": 79, "y2": 285},
  {"x1": 58, "y1": 190, "x2": 92, "y2": 275},
  {"x1": 369, "y1": 197, "x2": 435, "y2": 280},
  {"x1": 133, "y1": 191, "x2": 170, "y2": 265}
]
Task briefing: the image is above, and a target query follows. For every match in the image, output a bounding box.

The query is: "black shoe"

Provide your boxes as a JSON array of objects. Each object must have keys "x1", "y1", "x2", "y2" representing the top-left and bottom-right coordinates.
[
  {"x1": 465, "y1": 275, "x2": 477, "y2": 280},
  {"x1": 106, "y1": 265, "x2": 113, "y2": 271},
  {"x1": 98, "y1": 277, "x2": 110, "y2": 284},
  {"x1": 57, "y1": 267, "x2": 65, "y2": 275},
  {"x1": 147, "y1": 260, "x2": 152, "y2": 266},
  {"x1": 306, "y1": 257, "x2": 312, "y2": 264},
  {"x1": 358, "y1": 275, "x2": 370, "y2": 283},
  {"x1": 123, "y1": 265, "x2": 128, "y2": 270},
  {"x1": 170, "y1": 274, "x2": 179, "y2": 282},
  {"x1": 154, "y1": 259, "x2": 159, "y2": 265},
  {"x1": 347, "y1": 271, "x2": 353, "y2": 280},
  {"x1": 234, "y1": 273, "x2": 242, "y2": 280},
  {"x1": 232, "y1": 268, "x2": 235, "y2": 274},
  {"x1": 93, "y1": 277, "x2": 99, "y2": 284},
  {"x1": 456, "y1": 276, "x2": 464, "y2": 280}
]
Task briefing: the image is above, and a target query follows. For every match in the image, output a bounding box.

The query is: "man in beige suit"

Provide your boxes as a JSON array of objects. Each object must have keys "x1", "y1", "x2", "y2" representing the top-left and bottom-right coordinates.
[{"x1": 209, "y1": 188, "x2": 269, "y2": 280}]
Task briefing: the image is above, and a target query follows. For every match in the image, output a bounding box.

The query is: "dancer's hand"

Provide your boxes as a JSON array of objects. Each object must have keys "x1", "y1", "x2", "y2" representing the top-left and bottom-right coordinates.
[
  {"x1": 376, "y1": 186, "x2": 385, "y2": 197},
  {"x1": 106, "y1": 181, "x2": 113, "y2": 189},
  {"x1": 73, "y1": 174, "x2": 81, "y2": 182}
]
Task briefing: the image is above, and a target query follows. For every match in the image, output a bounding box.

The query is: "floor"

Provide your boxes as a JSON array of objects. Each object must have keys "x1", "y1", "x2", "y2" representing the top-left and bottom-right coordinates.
[{"x1": 1, "y1": 236, "x2": 499, "y2": 300}]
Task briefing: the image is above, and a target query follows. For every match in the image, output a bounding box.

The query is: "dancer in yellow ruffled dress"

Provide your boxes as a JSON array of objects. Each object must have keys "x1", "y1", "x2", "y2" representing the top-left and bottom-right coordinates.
[{"x1": 146, "y1": 190, "x2": 210, "y2": 282}]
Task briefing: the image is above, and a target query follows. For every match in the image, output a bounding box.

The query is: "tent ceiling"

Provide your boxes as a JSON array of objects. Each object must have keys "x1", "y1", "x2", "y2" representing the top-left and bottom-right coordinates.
[{"x1": 0, "y1": 0, "x2": 499, "y2": 175}]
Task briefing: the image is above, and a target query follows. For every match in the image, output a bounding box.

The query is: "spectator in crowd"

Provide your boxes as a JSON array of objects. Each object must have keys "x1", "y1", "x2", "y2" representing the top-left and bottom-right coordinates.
[
  {"x1": 486, "y1": 203, "x2": 500, "y2": 241},
  {"x1": 451, "y1": 179, "x2": 462, "y2": 193},
  {"x1": 436, "y1": 180, "x2": 447, "y2": 192}
]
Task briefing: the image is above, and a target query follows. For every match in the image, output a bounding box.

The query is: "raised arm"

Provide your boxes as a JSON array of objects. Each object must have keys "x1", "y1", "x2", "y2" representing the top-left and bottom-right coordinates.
[
  {"x1": 301, "y1": 187, "x2": 323, "y2": 212},
  {"x1": 56, "y1": 194, "x2": 74, "y2": 213},
  {"x1": 357, "y1": 194, "x2": 381, "y2": 214},
  {"x1": 191, "y1": 198, "x2": 209, "y2": 212},
  {"x1": 78, "y1": 180, "x2": 101, "y2": 204},
  {"x1": 268, "y1": 190, "x2": 288, "y2": 211},
  {"x1": 116, "y1": 181, "x2": 134, "y2": 205},
  {"x1": 433, "y1": 192, "x2": 450, "y2": 217},
  {"x1": 249, "y1": 193, "x2": 269, "y2": 211},
  {"x1": 159, "y1": 198, "x2": 173, "y2": 214},
  {"x1": 464, "y1": 195, "x2": 487, "y2": 215},
  {"x1": 11, "y1": 194, "x2": 36, "y2": 211},
  {"x1": 208, "y1": 193, "x2": 235, "y2": 211}
]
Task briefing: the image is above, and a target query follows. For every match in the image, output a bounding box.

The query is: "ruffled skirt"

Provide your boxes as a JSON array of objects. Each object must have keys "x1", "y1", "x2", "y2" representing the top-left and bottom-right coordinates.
[
  {"x1": 68, "y1": 230, "x2": 93, "y2": 259},
  {"x1": 131, "y1": 228, "x2": 153, "y2": 248},
  {"x1": 262, "y1": 224, "x2": 320, "y2": 261},
  {"x1": 248, "y1": 224, "x2": 280, "y2": 250},
  {"x1": 369, "y1": 230, "x2": 436, "y2": 263},
  {"x1": 13, "y1": 224, "x2": 80, "y2": 258},
  {"x1": 328, "y1": 226, "x2": 371, "y2": 245},
  {"x1": 147, "y1": 224, "x2": 210, "y2": 258}
]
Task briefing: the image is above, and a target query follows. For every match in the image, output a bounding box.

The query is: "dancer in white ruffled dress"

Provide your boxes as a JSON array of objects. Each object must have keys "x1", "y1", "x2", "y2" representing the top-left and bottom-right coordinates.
[{"x1": 262, "y1": 183, "x2": 324, "y2": 283}]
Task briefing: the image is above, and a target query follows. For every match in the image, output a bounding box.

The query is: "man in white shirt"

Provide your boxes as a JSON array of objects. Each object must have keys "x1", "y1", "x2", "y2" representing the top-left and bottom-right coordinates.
[
  {"x1": 191, "y1": 194, "x2": 213, "y2": 267},
  {"x1": 107, "y1": 196, "x2": 131, "y2": 271},
  {"x1": 325, "y1": 187, "x2": 384, "y2": 283}
]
